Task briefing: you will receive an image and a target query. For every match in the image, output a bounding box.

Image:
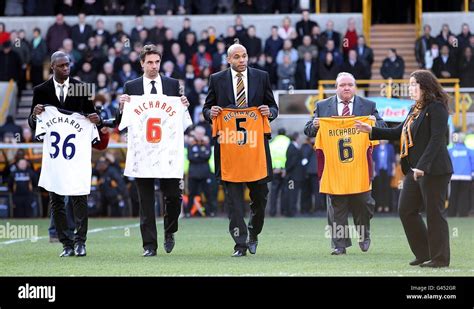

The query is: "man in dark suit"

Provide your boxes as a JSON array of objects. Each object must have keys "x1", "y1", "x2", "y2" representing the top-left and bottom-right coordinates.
[
  {"x1": 70, "y1": 13, "x2": 94, "y2": 51},
  {"x1": 284, "y1": 132, "x2": 305, "y2": 217},
  {"x1": 303, "y1": 72, "x2": 386, "y2": 255},
  {"x1": 203, "y1": 43, "x2": 278, "y2": 257},
  {"x1": 117, "y1": 44, "x2": 190, "y2": 257},
  {"x1": 28, "y1": 51, "x2": 101, "y2": 257},
  {"x1": 295, "y1": 51, "x2": 319, "y2": 90}
]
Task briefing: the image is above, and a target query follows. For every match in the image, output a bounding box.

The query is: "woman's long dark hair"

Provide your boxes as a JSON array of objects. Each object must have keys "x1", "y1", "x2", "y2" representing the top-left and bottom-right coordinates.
[{"x1": 410, "y1": 70, "x2": 450, "y2": 112}]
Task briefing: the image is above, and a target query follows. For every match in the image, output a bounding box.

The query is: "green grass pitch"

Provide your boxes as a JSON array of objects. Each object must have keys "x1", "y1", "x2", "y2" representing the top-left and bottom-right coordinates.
[{"x1": 0, "y1": 217, "x2": 473, "y2": 276}]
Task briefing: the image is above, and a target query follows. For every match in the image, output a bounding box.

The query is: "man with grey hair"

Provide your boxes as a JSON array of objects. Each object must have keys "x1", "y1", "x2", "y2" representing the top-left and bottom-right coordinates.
[
  {"x1": 28, "y1": 50, "x2": 101, "y2": 258},
  {"x1": 203, "y1": 43, "x2": 278, "y2": 257},
  {"x1": 304, "y1": 72, "x2": 386, "y2": 255}
]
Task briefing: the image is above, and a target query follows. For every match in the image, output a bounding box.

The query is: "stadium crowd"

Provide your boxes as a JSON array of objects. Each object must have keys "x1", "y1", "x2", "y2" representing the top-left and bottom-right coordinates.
[{"x1": 0, "y1": 2, "x2": 473, "y2": 219}]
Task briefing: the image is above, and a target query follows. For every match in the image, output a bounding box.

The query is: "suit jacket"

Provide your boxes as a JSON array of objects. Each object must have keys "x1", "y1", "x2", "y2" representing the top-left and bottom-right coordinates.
[
  {"x1": 295, "y1": 59, "x2": 319, "y2": 90},
  {"x1": 285, "y1": 142, "x2": 305, "y2": 182},
  {"x1": 371, "y1": 102, "x2": 453, "y2": 176},
  {"x1": 203, "y1": 67, "x2": 279, "y2": 183},
  {"x1": 303, "y1": 95, "x2": 387, "y2": 137},
  {"x1": 115, "y1": 75, "x2": 180, "y2": 126},
  {"x1": 28, "y1": 78, "x2": 96, "y2": 130}
]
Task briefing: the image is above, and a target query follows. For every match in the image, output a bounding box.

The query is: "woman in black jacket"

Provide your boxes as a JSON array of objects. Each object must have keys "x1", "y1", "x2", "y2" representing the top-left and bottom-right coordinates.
[{"x1": 356, "y1": 70, "x2": 453, "y2": 268}]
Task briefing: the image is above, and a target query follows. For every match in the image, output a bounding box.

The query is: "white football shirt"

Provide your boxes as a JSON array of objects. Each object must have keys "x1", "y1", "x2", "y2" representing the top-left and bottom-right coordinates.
[
  {"x1": 36, "y1": 106, "x2": 99, "y2": 196},
  {"x1": 119, "y1": 95, "x2": 192, "y2": 178}
]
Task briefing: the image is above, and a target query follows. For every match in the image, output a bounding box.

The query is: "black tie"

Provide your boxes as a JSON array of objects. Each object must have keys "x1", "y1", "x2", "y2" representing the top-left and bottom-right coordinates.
[
  {"x1": 150, "y1": 80, "x2": 157, "y2": 94},
  {"x1": 59, "y1": 85, "x2": 65, "y2": 106}
]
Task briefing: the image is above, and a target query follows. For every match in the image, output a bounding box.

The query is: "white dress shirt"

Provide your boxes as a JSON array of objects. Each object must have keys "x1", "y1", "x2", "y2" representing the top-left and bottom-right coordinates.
[
  {"x1": 53, "y1": 77, "x2": 70, "y2": 103},
  {"x1": 143, "y1": 75, "x2": 163, "y2": 95},
  {"x1": 231, "y1": 68, "x2": 248, "y2": 105},
  {"x1": 337, "y1": 95, "x2": 354, "y2": 116}
]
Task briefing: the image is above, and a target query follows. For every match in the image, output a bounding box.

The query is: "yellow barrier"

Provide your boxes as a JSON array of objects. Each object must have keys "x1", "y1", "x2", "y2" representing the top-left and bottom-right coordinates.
[
  {"x1": 0, "y1": 79, "x2": 15, "y2": 125},
  {"x1": 317, "y1": 78, "x2": 463, "y2": 129}
]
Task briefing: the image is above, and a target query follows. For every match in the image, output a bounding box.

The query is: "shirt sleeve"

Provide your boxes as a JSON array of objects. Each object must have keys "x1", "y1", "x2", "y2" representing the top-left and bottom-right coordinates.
[
  {"x1": 118, "y1": 95, "x2": 136, "y2": 131},
  {"x1": 35, "y1": 107, "x2": 51, "y2": 141}
]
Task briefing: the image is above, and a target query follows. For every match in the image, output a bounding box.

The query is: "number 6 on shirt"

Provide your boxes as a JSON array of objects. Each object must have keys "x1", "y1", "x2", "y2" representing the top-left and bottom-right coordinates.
[{"x1": 146, "y1": 118, "x2": 161, "y2": 143}]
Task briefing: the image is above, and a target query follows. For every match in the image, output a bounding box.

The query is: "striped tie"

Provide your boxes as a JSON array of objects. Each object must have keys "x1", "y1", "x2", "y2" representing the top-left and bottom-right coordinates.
[
  {"x1": 236, "y1": 72, "x2": 247, "y2": 107},
  {"x1": 342, "y1": 101, "x2": 350, "y2": 116}
]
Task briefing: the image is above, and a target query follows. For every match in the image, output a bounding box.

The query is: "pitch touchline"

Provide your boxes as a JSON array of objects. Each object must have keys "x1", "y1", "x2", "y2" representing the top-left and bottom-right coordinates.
[{"x1": 0, "y1": 222, "x2": 155, "y2": 246}]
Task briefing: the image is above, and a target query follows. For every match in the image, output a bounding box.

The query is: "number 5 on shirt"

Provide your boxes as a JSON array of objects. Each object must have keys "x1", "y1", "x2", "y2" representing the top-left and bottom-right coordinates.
[{"x1": 146, "y1": 118, "x2": 161, "y2": 143}]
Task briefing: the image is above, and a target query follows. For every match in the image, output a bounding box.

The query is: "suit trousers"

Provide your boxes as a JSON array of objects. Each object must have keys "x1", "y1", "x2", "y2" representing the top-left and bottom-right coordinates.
[
  {"x1": 49, "y1": 192, "x2": 88, "y2": 249},
  {"x1": 399, "y1": 172, "x2": 451, "y2": 265},
  {"x1": 222, "y1": 181, "x2": 269, "y2": 251},
  {"x1": 136, "y1": 178, "x2": 182, "y2": 251},
  {"x1": 327, "y1": 191, "x2": 373, "y2": 249}
]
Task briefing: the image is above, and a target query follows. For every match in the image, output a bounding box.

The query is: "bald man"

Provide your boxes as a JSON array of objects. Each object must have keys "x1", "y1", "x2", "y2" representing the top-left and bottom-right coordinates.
[
  {"x1": 29, "y1": 51, "x2": 101, "y2": 258},
  {"x1": 203, "y1": 44, "x2": 278, "y2": 257}
]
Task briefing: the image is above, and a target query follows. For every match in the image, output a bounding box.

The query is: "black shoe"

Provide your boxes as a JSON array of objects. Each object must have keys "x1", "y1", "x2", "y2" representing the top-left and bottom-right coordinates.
[
  {"x1": 164, "y1": 233, "x2": 175, "y2": 254},
  {"x1": 359, "y1": 239, "x2": 371, "y2": 252},
  {"x1": 74, "y1": 244, "x2": 86, "y2": 257},
  {"x1": 419, "y1": 260, "x2": 449, "y2": 268},
  {"x1": 248, "y1": 235, "x2": 258, "y2": 255},
  {"x1": 59, "y1": 247, "x2": 75, "y2": 257},
  {"x1": 231, "y1": 249, "x2": 247, "y2": 257},
  {"x1": 143, "y1": 249, "x2": 157, "y2": 257},
  {"x1": 409, "y1": 258, "x2": 430, "y2": 266},
  {"x1": 331, "y1": 248, "x2": 346, "y2": 255}
]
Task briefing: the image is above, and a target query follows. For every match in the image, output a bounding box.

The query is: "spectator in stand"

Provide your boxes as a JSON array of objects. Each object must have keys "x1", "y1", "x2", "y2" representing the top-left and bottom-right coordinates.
[
  {"x1": 178, "y1": 17, "x2": 196, "y2": 47},
  {"x1": 9, "y1": 159, "x2": 36, "y2": 218},
  {"x1": 415, "y1": 25, "x2": 436, "y2": 69},
  {"x1": 149, "y1": 18, "x2": 167, "y2": 45},
  {"x1": 342, "y1": 49, "x2": 369, "y2": 81},
  {"x1": 181, "y1": 32, "x2": 198, "y2": 64},
  {"x1": 448, "y1": 132, "x2": 474, "y2": 217},
  {"x1": 432, "y1": 44, "x2": 457, "y2": 79},
  {"x1": 277, "y1": 54, "x2": 296, "y2": 90},
  {"x1": 278, "y1": 16, "x2": 296, "y2": 41},
  {"x1": 436, "y1": 24, "x2": 453, "y2": 48},
  {"x1": 321, "y1": 20, "x2": 341, "y2": 50},
  {"x1": 458, "y1": 47, "x2": 474, "y2": 87},
  {"x1": 264, "y1": 26, "x2": 284, "y2": 60},
  {"x1": 297, "y1": 35, "x2": 318, "y2": 60},
  {"x1": 243, "y1": 25, "x2": 262, "y2": 59},
  {"x1": 0, "y1": 41, "x2": 21, "y2": 84},
  {"x1": 0, "y1": 116, "x2": 23, "y2": 142},
  {"x1": 319, "y1": 51, "x2": 341, "y2": 81},
  {"x1": 319, "y1": 39, "x2": 343, "y2": 66},
  {"x1": 93, "y1": 18, "x2": 112, "y2": 47},
  {"x1": 0, "y1": 23, "x2": 10, "y2": 45},
  {"x1": 424, "y1": 42, "x2": 439, "y2": 70},
  {"x1": 380, "y1": 48, "x2": 405, "y2": 79},
  {"x1": 355, "y1": 35, "x2": 374, "y2": 78},
  {"x1": 145, "y1": 0, "x2": 174, "y2": 15},
  {"x1": 233, "y1": 15, "x2": 247, "y2": 41},
  {"x1": 192, "y1": 42, "x2": 213, "y2": 77},
  {"x1": 457, "y1": 23, "x2": 472, "y2": 50},
  {"x1": 130, "y1": 15, "x2": 147, "y2": 45},
  {"x1": 118, "y1": 62, "x2": 138, "y2": 87},
  {"x1": 310, "y1": 25, "x2": 326, "y2": 51},
  {"x1": 212, "y1": 40, "x2": 227, "y2": 72},
  {"x1": 295, "y1": 51, "x2": 319, "y2": 89},
  {"x1": 71, "y1": 13, "x2": 94, "y2": 51},
  {"x1": 342, "y1": 18, "x2": 358, "y2": 57},
  {"x1": 296, "y1": 9, "x2": 318, "y2": 41},
  {"x1": 276, "y1": 39, "x2": 298, "y2": 65},
  {"x1": 30, "y1": 27, "x2": 48, "y2": 87},
  {"x1": 174, "y1": 53, "x2": 187, "y2": 79},
  {"x1": 46, "y1": 14, "x2": 71, "y2": 53}
]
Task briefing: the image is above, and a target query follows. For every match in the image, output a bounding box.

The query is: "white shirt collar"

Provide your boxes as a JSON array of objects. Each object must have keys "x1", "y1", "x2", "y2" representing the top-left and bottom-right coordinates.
[
  {"x1": 231, "y1": 68, "x2": 247, "y2": 79},
  {"x1": 53, "y1": 77, "x2": 69, "y2": 89},
  {"x1": 143, "y1": 75, "x2": 160, "y2": 86},
  {"x1": 337, "y1": 95, "x2": 354, "y2": 104}
]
